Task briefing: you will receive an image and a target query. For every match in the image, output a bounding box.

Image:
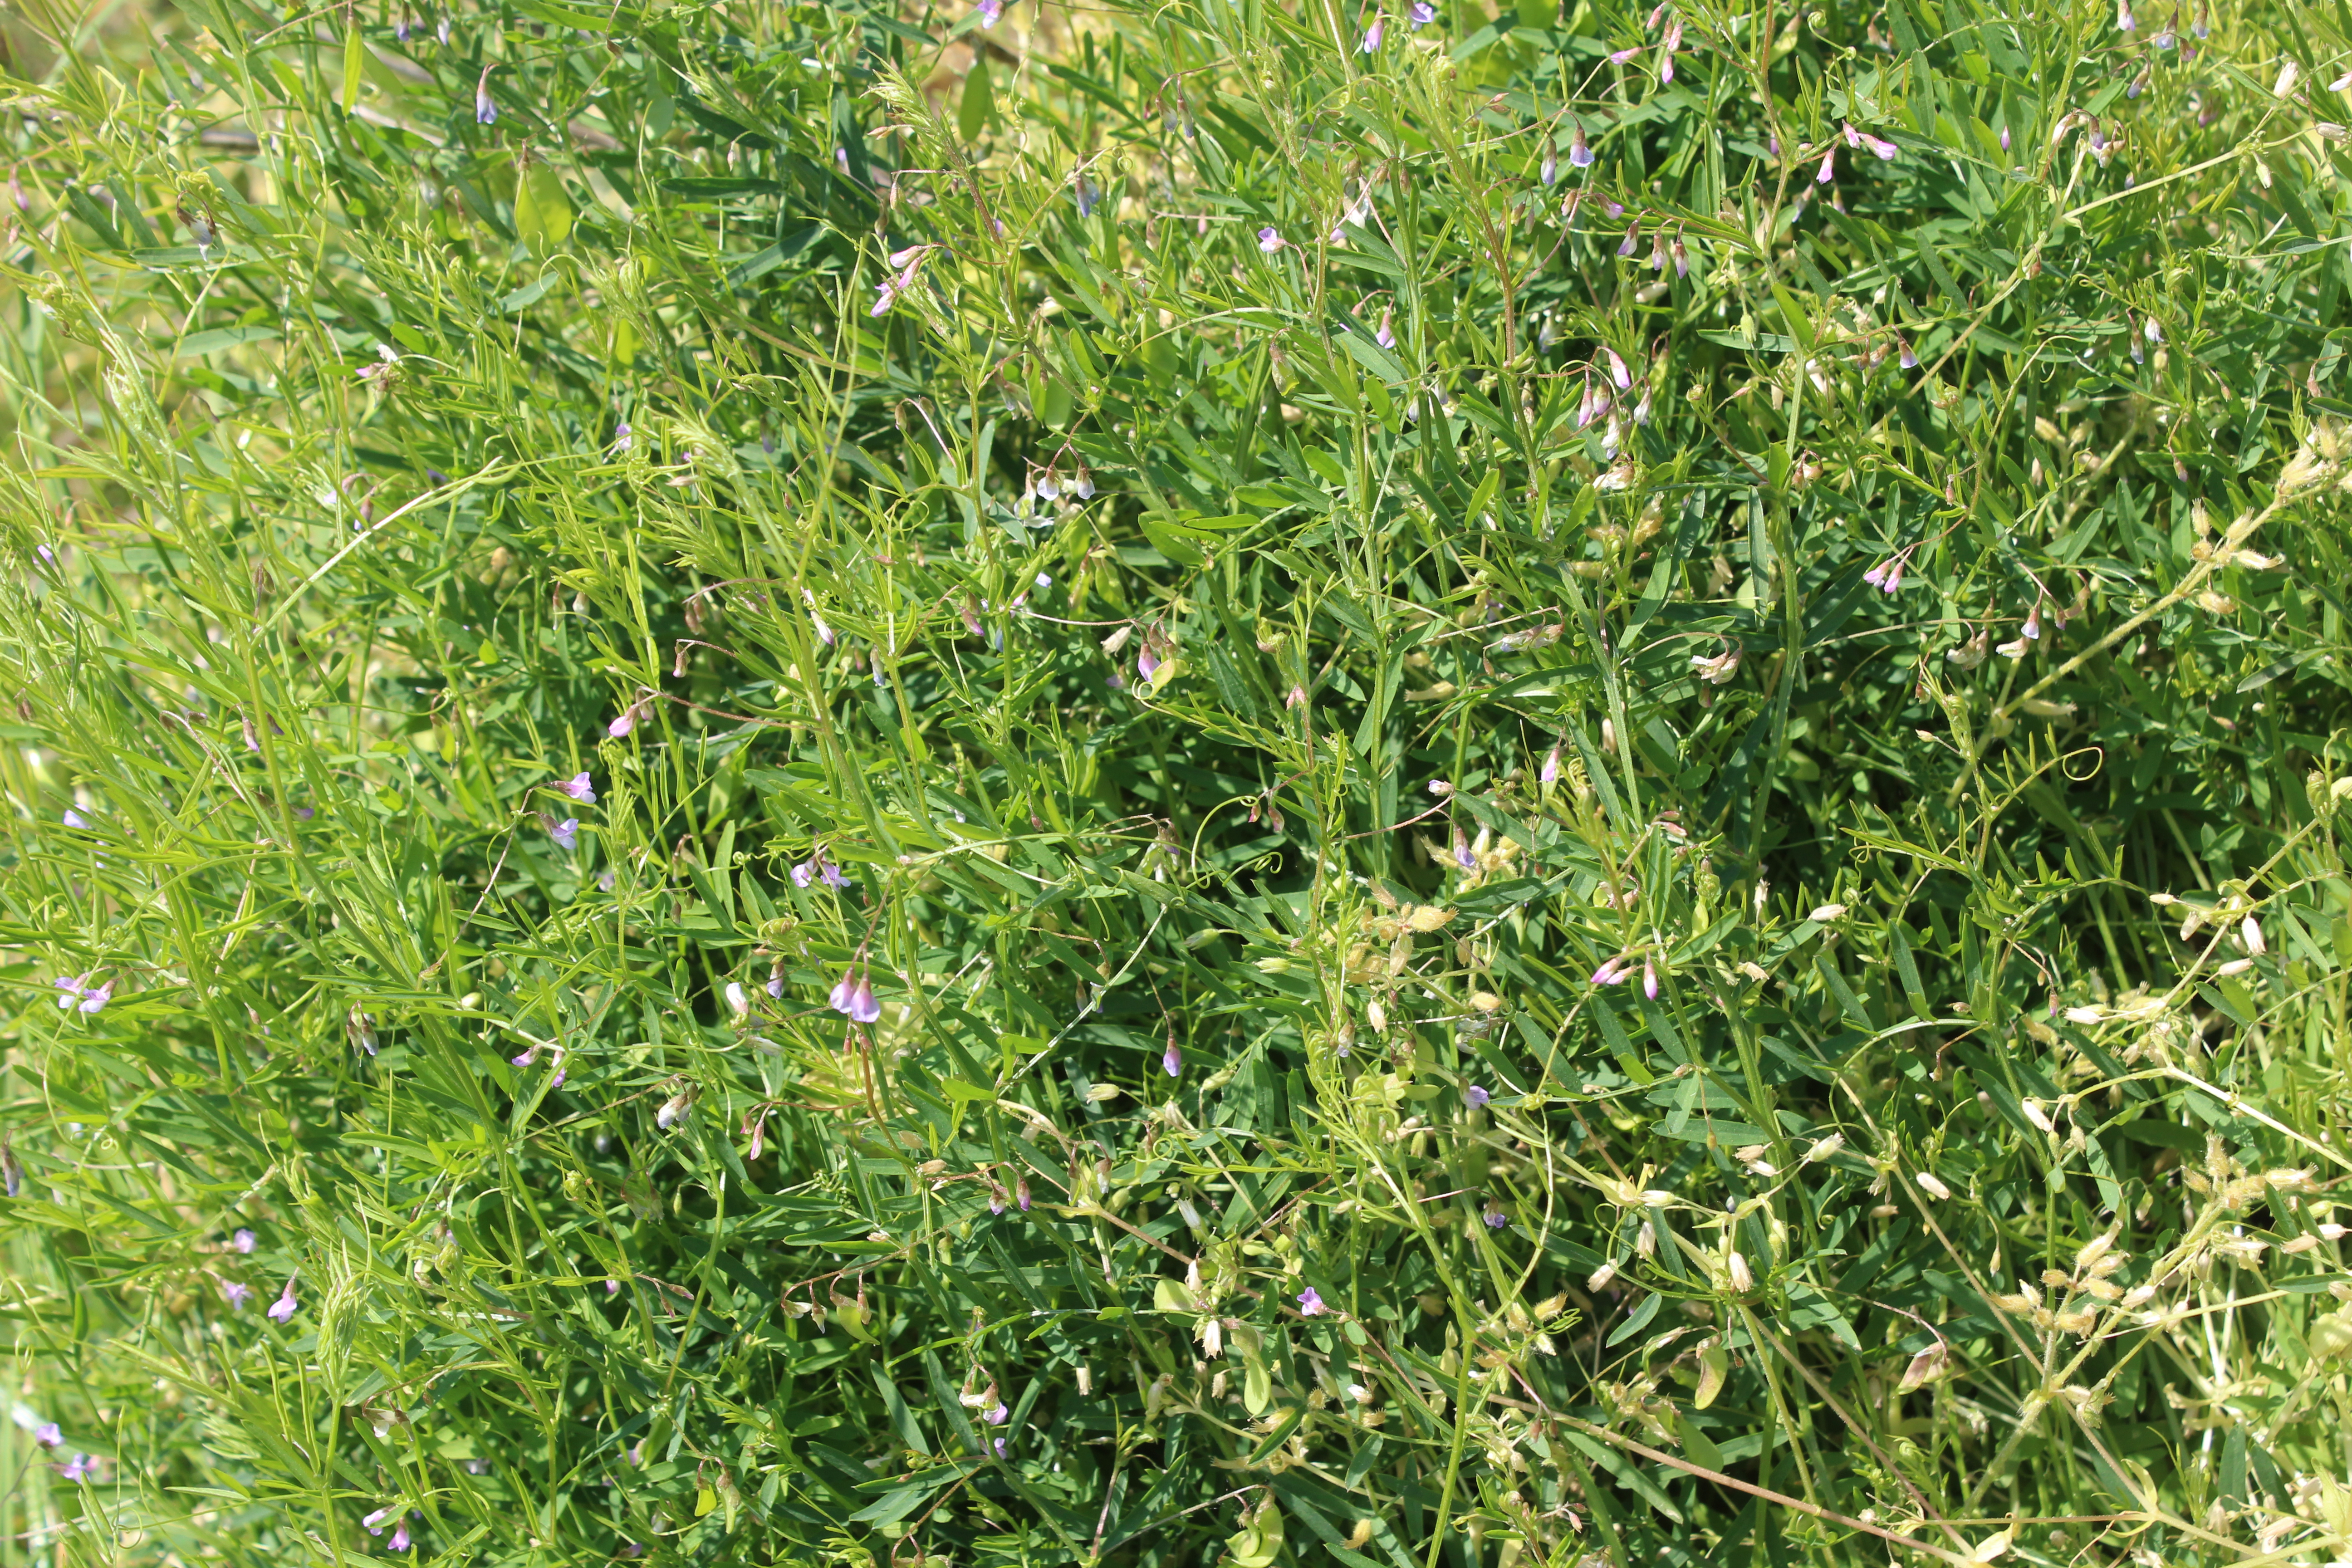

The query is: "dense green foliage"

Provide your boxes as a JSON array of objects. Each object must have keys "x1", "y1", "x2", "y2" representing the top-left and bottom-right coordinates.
[{"x1": 10, "y1": 0, "x2": 2352, "y2": 1562}]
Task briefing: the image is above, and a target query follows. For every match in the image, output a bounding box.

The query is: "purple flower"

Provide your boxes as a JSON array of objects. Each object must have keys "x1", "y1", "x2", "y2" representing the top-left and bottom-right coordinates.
[
  {"x1": 849, "y1": 976, "x2": 880, "y2": 1024},
  {"x1": 63, "y1": 808, "x2": 89, "y2": 828},
  {"x1": 608, "y1": 699, "x2": 647, "y2": 738},
  {"x1": 54, "y1": 975, "x2": 111, "y2": 1014},
  {"x1": 474, "y1": 66, "x2": 496, "y2": 124},
  {"x1": 1541, "y1": 746, "x2": 1561, "y2": 786},
  {"x1": 34, "y1": 1422, "x2": 60, "y2": 1449},
  {"x1": 548, "y1": 816, "x2": 579, "y2": 850},
  {"x1": 1408, "y1": 0, "x2": 1436, "y2": 22},
  {"x1": 978, "y1": 0, "x2": 1002, "y2": 25},
  {"x1": 1297, "y1": 1288, "x2": 1326, "y2": 1316},
  {"x1": 1484, "y1": 1202, "x2": 1507, "y2": 1229},
  {"x1": 363, "y1": 1507, "x2": 393, "y2": 1535},
  {"x1": 993, "y1": 1437, "x2": 1008, "y2": 1458},
  {"x1": 511, "y1": 1044, "x2": 539, "y2": 1068},
  {"x1": 820, "y1": 858, "x2": 850, "y2": 890},
  {"x1": 1591, "y1": 957, "x2": 1628, "y2": 985},
  {"x1": 1454, "y1": 838, "x2": 1476, "y2": 872},
  {"x1": 1465, "y1": 1085, "x2": 1490, "y2": 1108},
  {"x1": 766, "y1": 973, "x2": 785, "y2": 999},
  {"x1": 268, "y1": 1279, "x2": 298, "y2": 1323},
  {"x1": 1643, "y1": 960, "x2": 1660, "y2": 1000},
  {"x1": 1359, "y1": 15, "x2": 1383, "y2": 50},
  {"x1": 1817, "y1": 148, "x2": 1835, "y2": 184},
  {"x1": 1375, "y1": 309, "x2": 1395, "y2": 350},
  {"x1": 726, "y1": 982, "x2": 750, "y2": 1019},
  {"x1": 233, "y1": 1228, "x2": 256, "y2": 1253},
  {"x1": 985, "y1": 1401, "x2": 1009, "y2": 1425},
  {"x1": 389, "y1": 1520, "x2": 412, "y2": 1552},
  {"x1": 1163, "y1": 1042, "x2": 1182, "y2": 1077},
  {"x1": 57, "y1": 1453, "x2": 94, "y2": 1482},
  {"x1": 1256, "y1": 226, "x2": 1284, "y2": 254},
  {"x1": 222, "y1": 1280, "x2": 252, "y2": 1309},
  {"x1": 791, "y1": 859, "x2": 814, "y2": 888},
  {"x1": 1137, "y1": 649, "x2": 1160, "y2": 682},
  {"x1": 829, "y1": 970, "x2": 857, "y2": 1014},
  {"x1": 559, "y1": 771, "x2": 596, "y2": 804},
  {"x1": 1016, "y1": 1177, "x2": 1032, "y2": 1212}
]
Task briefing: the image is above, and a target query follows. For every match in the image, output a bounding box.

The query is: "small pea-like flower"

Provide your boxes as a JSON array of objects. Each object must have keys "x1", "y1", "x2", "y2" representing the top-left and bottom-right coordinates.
[
  {"x1": 656, "y1": 1087, "x2": 696, "y2": 1129},
  {"x1": 985, "y1": 1401, "x2": 1009, "y2": 1425},
  {"x1": 819, "y1": 858, "x2": 849, "y2": 891},
  {"x1": 870, "y1": 279, "x2": 898, "y2": 317},
  {"x1": 1541, "y1": 746, "x2": 1561, "y2": 786},
  {"x1": 1483, "y1": 1200, "x2": 1507, "y2": 1229},
  {"x1": 1408, "y1": 0, "x2": 1436, "y2": 22},
  {"x1": 1569, "y1": 122, "x2": 1593, "y2": 167},
  {"x1": 1539, "y1": 142, "x2": 1558, "y2": 186},
  {"x1": 2116, "y1": 0, "x2": 2135, "y2": 28},
  {"x1": 1297, "y1": 1287, "x2": 1327, "y2": 1315},
  {"x1": 1464, "y1": 1084, "x2": 1490, "y2": 1108},
  {"x1": 1375, "y1": 308, "x2": 1395, "y2": 350},
  {"x1": 978, "y1": 0, "x2": 1003, "y2": 26},
  {"x1": 221, "y1": 1279, "x2": 253, "y2": 1309},
  {"x1": 1016, "y1": 1176, "x2": 1032, "y2": 1211},
  {"x1": 364, "y1": 1507, "x2": 393, "y2": 1535},
  {"x1": 791, "y1": 858, "x2": 814, "y2": 888},
  {"x1": 1817, "y1": 148, "x2": 1836, "y2": 183},
  {"x1": 267, "y1": 1278, "x2": 299, "y2": 1323},
  {"x1": 608, "y1": 699, "x2": 648, "y2": 738},
  {"x1": 988, "y1": 1180, "x2": 1008, "y2": 1215},
  {"x1": 1163, "y1": 1041, "x2": 1182, "y2": 1077},
  {"x1": 1359, "y1": 14, "x2": 1384, "y2": 50},
  {"x1": 1862, "y1": 555, "x2": 1906, "y2": 593},
  {"x1": 34, "y1": 1422, "x2": 61, "y2": 1449},
  {"x1": 546, "y1": 816, "x2": 579, "y2": 851},
  {"x1": 1137, "y1": 648, "x2": 1161, "y2": 682},
  {"x1": 1616, "y1": 222, "x2": 1640, "y2": 257},
  {"x1": 234, "y1": 1227, "x2": 256, "y2": 1253},
  {"x1": 1256, "y1": 225, "x2": 1284, "y2": 254},
  {"x1": 54, "y1": 975, "x2": 111, "y2": 1014},
  {"x1": 1591, "y1": 956, "x2": 1630, "y2": 985},
  {"x1": 1643, "y1": 958, "x2": 1660, "y2": 1000},
  {"x1": 993, "y1": 1437, "x2": 1008, "y2": 1458},
  {"x1": 1604, "y1": 346, "x2": 1631, "y2": 389},
  {"x1": 830, "y1": 970, "x2": 882, "y2": 1024},
  {"x1": 726, "y1": 982, "x2": 750, "y2": 1019},
  {"x1": 63, "y1": 808, "x2": 90, "y2": 828},
  {"x1": 389, "y1": 1519, "x2": 413, "y2": 1552},
  {"x1": 474, "y1": 66, "x2": 496, "y2": 125},
  {"x1": 57, "y1": 1453, "x2": 95, "y2": 1482},
  {"x1": 559, "y1": 771, "x2": 596, "y2": 804},
  {"x1": 1453, "y1": 833, "x2": 1477, "y2": 872}
]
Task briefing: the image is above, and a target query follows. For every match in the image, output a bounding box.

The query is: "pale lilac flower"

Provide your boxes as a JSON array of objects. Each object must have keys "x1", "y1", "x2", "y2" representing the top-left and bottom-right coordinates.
[
  {"x1": 54, "y1": 975, "x2": 111, "y2": 1014},
  {"x1": 1999, "y1": 126, "x2": 2011, "y2": 152},
  {"x1": 1074, "y1": 179, "x2": 1102, "y2": 217},
  {"x1": 1454, "y1": 835, "x2": 1476, "y2": 872},
  {"x1": 871, "y1": 280, "x2": 897, "y2": 317},
  {"x1": 233, "y1": 1228, "x2": 256, "y2": 1253},
  {"x1": 1408, "y1": 0, "x2": 1435, "y2": 22},
  {"x1": 474, "y1": 66, "x2": 496, "y2": 124},
  {"x1": 849, "y1": 975, "x2": 880, "y2": 1024},
  {"x1": 1256, "y1": 226, "x2": 1284, "y2": 253},
  {"x1": 1163, "y1": 1041, "x2": 1182, "y2": 1076},
  {"x1": 819, "y1": 858, "x2": 849, "y2": 890},
  {"x1": 1137, "y1": 648, "x2": 1161, "y2": 681},
  {"x1": 1465, "y1": 1085, "x2": 1490, "y2": 1108},
  {"x1": 222, "y1": 1279, "x2": 252, "y2": 1309},
  {"x1": 1643, "y1": 959, "x2": 1659, "y2": 1000},
  {"x1": 364, "y1": 1508, "x2": 393, "y2": 1535},
  {"x1": 608, "y1": 700, "x2": 647, "y2": 738},
  {"x1": 34, "y1": 1422, "x2": 60, "y2": 1449},
  {"x1": 1483, "y1": 1201, "x2": 1507, "y2": 1229},
  {"x1": 1359, "y1": 15, "x2": 1383, "y2": 50},
  {"x1": 985, "y1": 1401, "x2": 1009, "y2": 1425},
  {"x1": 1297, "y1": 1288, "x2": 1326, "y2": 1315},
  {"x1": 612, "y1": 423, "x2": 631, "y2": 452},
  {"x1": 726, "y1": 982, "x2": 750, "y2": 1019},
  {"x1": 1608, "y1": 45, "x2": 1638, "y2": 62},
  {"x1": 1898, "y1": 339, "x2": 1918, "y2": 369},
  {"x1": 1862, "y1": 556, "x2": 1905, "y2": 593},
  {"x1": 979, "y1": 0, "x2": 1002, "y2": 26},
  {"x1": 1375, "y1": 308, "x2": 1395, "y2": 350},
  {"x1": 1817, "y1": 148, "x2": 1835, "y2": 183},
  {"x1": 1540, "y1": 143, "x2": 1558, "y2": 185},
  {"x1": 1605, "y1": 346, "x2": 1631, "y2": 389},
  {"x1": 559, "y1": 771, "x2": 596, "y2": 804},
  {"x1": 791, "y1": 859, "x2": 814, "y2": 887},
  {"x1": 390, "y1": 1520, "x2": 412, "y2": 1552},
  {"x1": 993, "y1": 1437, "x2": 1008, "y2": 1458},
  {"x1": 57, "y1": 1453, "x2": 94, "y2": 1481},
  {"x1": 547, "y1": 816, "x2": 579, "y2": 850},
  {"x1": 1541, "y1": 746, "x2": 1561, "y2": 786},
  {"x1": 63, "y1": 808, "x2": 89, "y2": 828},
  {"x1": 1016, "y1": 1177, "x2": 1032, "y2": 1211},
  {"x1": 437, "y1": 16, "x2": 449, "y2": 42},
  {"x1": 268, "y1": 1278, "x2": 298, "y2": 1323},
  {"x1": 511, "y1": 1044, "x2": 539, "y2": 1068},
  {"x1": 829, "y1": 970, "x2": 858, "y2": 1014},
  {"x1": 767, "y1": 972, "x2": 784, "y2": 999},
  {"x1": 1616, "y1": 223, "x2": 1640, "y2": 256},
  {"x1": 1591, "y1": 957, "x2": 1630, "y2": 985},
  {"x1": 2116, "y1": 0, "x2": 2135, "y2": 28}
]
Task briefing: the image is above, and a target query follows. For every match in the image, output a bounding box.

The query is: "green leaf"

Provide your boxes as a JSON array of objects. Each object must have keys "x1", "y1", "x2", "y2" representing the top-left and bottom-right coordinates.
[{"x1": 959, "y1": 60, "x2": 994, "y2": 142}]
